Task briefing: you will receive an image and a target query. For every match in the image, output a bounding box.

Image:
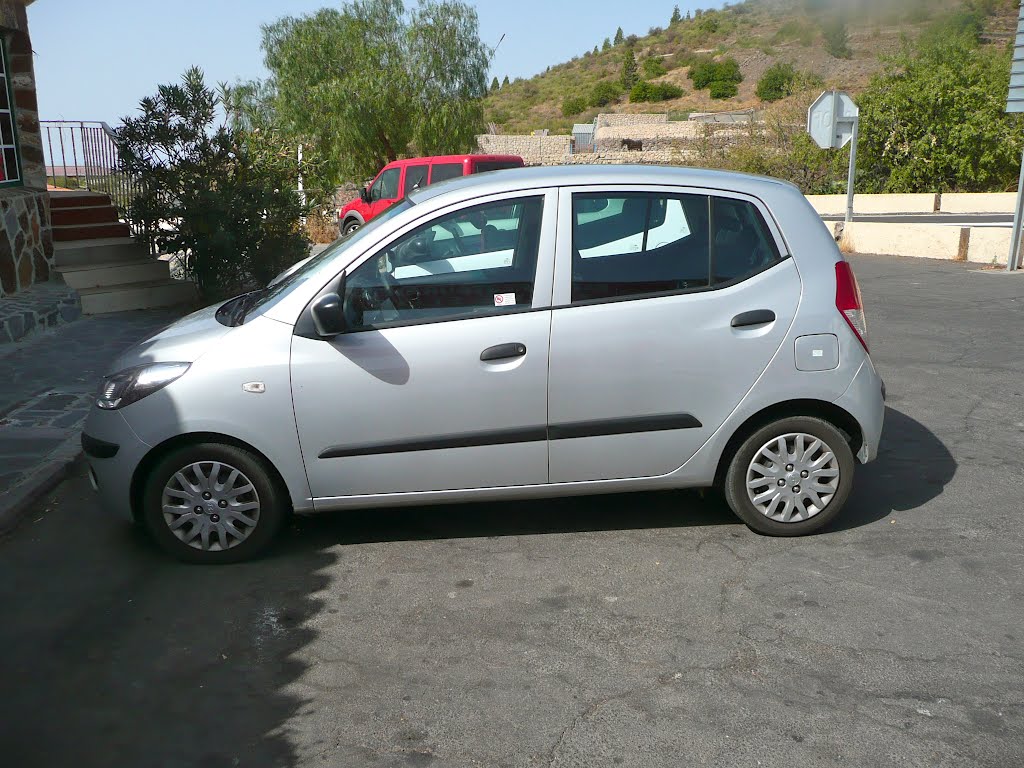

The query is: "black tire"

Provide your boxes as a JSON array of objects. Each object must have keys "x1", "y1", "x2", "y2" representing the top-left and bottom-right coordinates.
[
  {"x1": 142, "y1": 442, "x2": 287, "y2": 564},
  {"x1": 723, "y1": 416, "x2": 855, "y2": 537},
  {"x1": 343, "y1": 219, "x2": 361, "y2": 236}
]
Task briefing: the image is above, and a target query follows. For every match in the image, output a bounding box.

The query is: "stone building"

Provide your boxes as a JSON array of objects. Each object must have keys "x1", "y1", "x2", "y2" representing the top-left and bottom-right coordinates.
[{"x1": 0, "y1": 0, "x2": 51, "y2": 300}]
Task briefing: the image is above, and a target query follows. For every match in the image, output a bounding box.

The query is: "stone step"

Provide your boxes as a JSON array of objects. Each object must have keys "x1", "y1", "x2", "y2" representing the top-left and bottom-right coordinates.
[
  {"x1": 78, "y1": 279, "x2": 197, "y2": 315},
  {"x1": 53, "y1": 221, "x2": 131, "y2": 242},
  {"x1": 53, "y1": 237, "x2": 147, "y2": 267},
  {"x1": 51, "y1": 205, "x2": 120, "y2": 227},
  {"x1": 48, "y1": 191, "x2": 113, "y2": 210},
  {"x1": 56, "y1": 258, "x2": 170, "y2": 291}
]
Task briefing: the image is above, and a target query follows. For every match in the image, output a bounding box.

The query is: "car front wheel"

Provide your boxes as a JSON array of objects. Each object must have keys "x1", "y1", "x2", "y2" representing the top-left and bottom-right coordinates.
[
  {"x1": 343, "y1": 219, "x2": 361, "y2": 236},
  {"x1": 142, "y1": 442, "x2": 287, "y2": 563},
  {"x1": 724, "y1": 416, "x2": 855, "y2": 536}
]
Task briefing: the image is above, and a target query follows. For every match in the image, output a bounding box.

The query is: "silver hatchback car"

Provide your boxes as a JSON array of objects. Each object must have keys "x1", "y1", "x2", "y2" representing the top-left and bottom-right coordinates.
[{"x1": 83, "y1": 165, "x2": 884, "y2": 563}]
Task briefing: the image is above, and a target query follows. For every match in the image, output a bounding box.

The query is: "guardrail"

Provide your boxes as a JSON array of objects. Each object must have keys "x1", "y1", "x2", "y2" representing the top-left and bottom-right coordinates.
[{"x1": 40, "y1": 120, "x2": 142, "y2": 221}]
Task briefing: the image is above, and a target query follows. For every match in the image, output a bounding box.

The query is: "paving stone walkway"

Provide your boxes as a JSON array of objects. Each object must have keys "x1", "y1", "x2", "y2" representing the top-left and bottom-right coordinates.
[{"x1": 0, "y1": 309, "x2": 184, "y2": 528}]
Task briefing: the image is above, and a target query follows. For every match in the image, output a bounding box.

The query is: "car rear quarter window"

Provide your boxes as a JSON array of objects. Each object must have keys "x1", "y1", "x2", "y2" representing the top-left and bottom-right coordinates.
[
  {"x1": 570, "y1": 192, "x2": 783, "y2": 304},
  {"x1": 429, "y1": 163, "x2": 464, "y2": 184},
  {"x1": 712, "y1": 197, "x2": 782, "y2": 285},
  {"x1": 474, "y1": 160, "x2": 522, "y2": 173}
]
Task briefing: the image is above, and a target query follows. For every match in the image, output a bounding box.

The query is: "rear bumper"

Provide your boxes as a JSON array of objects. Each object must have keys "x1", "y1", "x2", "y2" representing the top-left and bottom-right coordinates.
[{"x1": 834, "y1": 358, "x2": 885, "y2": 463}]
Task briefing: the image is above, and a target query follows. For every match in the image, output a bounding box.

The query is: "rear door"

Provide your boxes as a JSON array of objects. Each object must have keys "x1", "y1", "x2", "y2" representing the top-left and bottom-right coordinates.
[
  {"x1": 429, "y1": 161, "x2": 465, "y2": 185},
  {"x1": 547, "y1": 186, "x2": 801, "y2": 483}
]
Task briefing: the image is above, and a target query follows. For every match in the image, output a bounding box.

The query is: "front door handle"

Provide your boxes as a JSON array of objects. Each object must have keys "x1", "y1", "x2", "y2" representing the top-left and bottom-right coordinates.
[
  {"x1": 731, "y1": 309, "x2": 776, "y2": 328},
  {"x1": 481, "y1": 343, "x2": 527, "y2": 361}
]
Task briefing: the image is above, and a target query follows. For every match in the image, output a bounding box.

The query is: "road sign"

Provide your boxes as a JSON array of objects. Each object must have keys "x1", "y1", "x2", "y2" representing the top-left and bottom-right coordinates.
[
  {"x1": 807, "y1": 90, "x2": 859, "y2": 150},
  {"x1": 807, "y1": 91, "x2": 861, "y2": 225}
]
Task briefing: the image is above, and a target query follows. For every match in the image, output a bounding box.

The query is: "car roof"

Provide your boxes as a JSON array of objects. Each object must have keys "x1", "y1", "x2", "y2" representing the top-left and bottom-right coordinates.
[
  {"x1": 388, "y1": 154, "x2": 522, "y2": 167},
  {"x1": 406, "y1": 164, "x2": 795, "y2": 205}
]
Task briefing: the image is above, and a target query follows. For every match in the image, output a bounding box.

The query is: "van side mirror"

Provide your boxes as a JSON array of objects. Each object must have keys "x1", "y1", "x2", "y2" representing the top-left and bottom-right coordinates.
[
  {"x1": 360, "y1": 186, "x2": 371, "y2": 204},
  {"x1": 311, "y1": 293, "x2": 346, "y2": 337}
]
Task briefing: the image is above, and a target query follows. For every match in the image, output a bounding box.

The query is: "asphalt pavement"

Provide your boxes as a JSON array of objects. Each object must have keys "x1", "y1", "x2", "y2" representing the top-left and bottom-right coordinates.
[{"x1": 1, "y1": 254, "x2": 1022, "y2": 767}]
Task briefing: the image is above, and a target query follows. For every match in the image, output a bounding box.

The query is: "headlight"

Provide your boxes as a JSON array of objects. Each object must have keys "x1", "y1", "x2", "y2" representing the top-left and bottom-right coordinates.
[{"x1": 96, "y1": 362, "x2": 191, "y2": 410}]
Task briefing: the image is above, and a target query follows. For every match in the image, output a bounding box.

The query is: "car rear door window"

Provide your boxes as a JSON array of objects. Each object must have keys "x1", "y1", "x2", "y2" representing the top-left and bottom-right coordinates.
[
  {"x1": 430, "y1": 163, "x2": 464, "y2": 184},
  {"x1": 405, "y1": 164, "x2": 429, "y2": 191},
  {"x1": 344, "y1": 196, "x2": 544, "y2": 329},
  {"x1": 571, "y1": 193, "x2": 710, "y2": 303}
]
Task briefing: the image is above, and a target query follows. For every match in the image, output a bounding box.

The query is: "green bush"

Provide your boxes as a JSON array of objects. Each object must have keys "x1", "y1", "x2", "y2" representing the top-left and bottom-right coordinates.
[
  {"x1": 589, "y1": 81, "x2": 622, "y2": 107},
  {"x1": 823, "y1": 18, "x2": 852, "y2": 59},
  {"x1": 117, "y1": 67, "x2": 309, "y2": 300},
  {"x1": 689, "y1": 56, "x2": 742, "y2": 90},
  {"x1": 756, "y1": 62, "x2": 795, "y2": 102},
  {"x1": 561, "y1": 95, "x2": 589, "y2": 116},
  {"x1": 643, "y1": 58, "x2": 668, "y2": 78},
  {"x1": 708, "y1": 80, "x2": 738, "y2": 99},
  {"x1": 630, "y1": 80, "x2": 684, "y2": 103}
]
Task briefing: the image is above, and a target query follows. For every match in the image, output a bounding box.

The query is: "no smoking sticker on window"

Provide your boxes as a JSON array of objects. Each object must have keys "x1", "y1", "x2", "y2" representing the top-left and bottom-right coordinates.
[{"x1": 494, "y1": 292, "x2": 516, "y2": 307}]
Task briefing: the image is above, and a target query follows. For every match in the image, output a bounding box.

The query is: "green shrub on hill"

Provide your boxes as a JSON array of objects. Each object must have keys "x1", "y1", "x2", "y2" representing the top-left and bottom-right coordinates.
[
  {"x1": 756, "y1": 62, "x2": 795, "y2": 101},
  {"x1": 630, "y1": 81, "x2": 684, "y2": 103},
  {"x1": 561, "y1": 95, "x2": 589, "y2": 117},
  {"x1": 643, "y1": 58, "x2": 668, "y2": 78},
  {"x1": 689, "y1": 57, "x2": 742, "y2": 90},
  {"x1": 708, "y1": 80, "x2": 739, "y2": 99},
  {"x1": 589, "y1": 81, "x2": 623, "y2": 107}
]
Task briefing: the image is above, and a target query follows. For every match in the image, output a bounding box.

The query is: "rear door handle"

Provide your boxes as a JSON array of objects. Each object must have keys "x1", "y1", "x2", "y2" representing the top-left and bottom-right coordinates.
[
  {"x1": 731, "y1": 310, "x2": 776, "y2": 328},
  {"x1": 480, "y1": 343, "x2": 527, "y2": 361}
]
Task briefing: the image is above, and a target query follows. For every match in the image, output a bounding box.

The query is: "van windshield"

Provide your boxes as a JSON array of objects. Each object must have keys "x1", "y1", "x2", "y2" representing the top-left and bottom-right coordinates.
[{"x1": 241, "y1": 199, "x2": 414, "y2": 321}]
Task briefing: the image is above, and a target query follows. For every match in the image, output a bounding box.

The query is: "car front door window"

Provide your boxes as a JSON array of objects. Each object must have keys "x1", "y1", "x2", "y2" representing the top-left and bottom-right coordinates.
[
  {"x1": 344, "y1": 196, "x2": 544, "y2": 329},
  {"x1": 371, "y1": 168, "x2": 401, "y2": 202}
]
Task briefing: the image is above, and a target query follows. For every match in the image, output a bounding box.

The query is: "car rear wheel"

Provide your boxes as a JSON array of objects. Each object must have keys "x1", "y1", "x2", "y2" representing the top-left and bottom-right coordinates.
[
  {"x1": 142, "y1": 443, "x2": 287, "y2": 564},
  {"x1": 724, "y1": 416, "x2": 855, "y2": 536}
]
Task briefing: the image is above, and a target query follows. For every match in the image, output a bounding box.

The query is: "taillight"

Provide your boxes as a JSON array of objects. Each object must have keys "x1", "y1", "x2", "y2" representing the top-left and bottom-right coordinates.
[{"x1": 835, "y1": 261, "x2": 868, "y2": 351}]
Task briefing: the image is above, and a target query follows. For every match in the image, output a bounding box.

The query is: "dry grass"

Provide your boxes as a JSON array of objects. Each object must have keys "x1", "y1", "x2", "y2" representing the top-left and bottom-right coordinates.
[{"x1": 304, "y1": 210, "x2": 338, "y2": 244}]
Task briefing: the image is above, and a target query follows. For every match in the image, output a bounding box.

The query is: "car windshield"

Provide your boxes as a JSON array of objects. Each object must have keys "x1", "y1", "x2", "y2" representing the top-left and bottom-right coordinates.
[{"x1": 243, "y1": 199, "x2": 413, "y2": 319}]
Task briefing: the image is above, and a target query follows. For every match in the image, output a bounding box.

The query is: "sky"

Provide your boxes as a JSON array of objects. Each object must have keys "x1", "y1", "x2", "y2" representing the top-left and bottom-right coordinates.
[{"x1": 28, "y1": 0, "x2": 726, "y2": 126}]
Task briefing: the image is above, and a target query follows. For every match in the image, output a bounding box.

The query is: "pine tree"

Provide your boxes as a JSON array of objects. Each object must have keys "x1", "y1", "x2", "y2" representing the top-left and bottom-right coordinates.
[
  {"x1": 614, "y1": 27, "x2": 624, "y2": 45},
  {"x1": 686, "y1": 10, "x2": 691, "y2": 21},
  {"x1": 621, "y1": 46, "x2": 638, "y2": 90},
  {"x1": 671, "y1": 5, "x2": 681, "y2": 25},
  {"x1": 602, "y1": 37, "x2": 611, "y2": 51},
  {"x1": 502, "y1": 75, "x2": 510, "y2": 87},
  {"x1": 593, "y1": 45, "x2": 599, "y2": 55},
  {"x1": 490, "y1": 76, "x2": 500, "y2": 92}
]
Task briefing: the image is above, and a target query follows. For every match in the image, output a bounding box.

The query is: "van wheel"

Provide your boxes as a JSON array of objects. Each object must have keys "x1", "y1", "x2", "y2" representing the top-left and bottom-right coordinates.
[
  {"x1": 343, "y1": 219, "x2": 361, "y2": 236},
  {"x1": 723, "y1": 417, "x2": 855, "y2": 536},
  {"x1": 142, "y1": 443, "x2": 287, "y2": 564}
]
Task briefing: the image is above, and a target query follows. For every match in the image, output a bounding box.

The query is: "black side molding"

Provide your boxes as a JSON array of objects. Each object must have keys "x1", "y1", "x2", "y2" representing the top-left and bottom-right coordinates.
[
  {"x1": 82, "y1": 433, "x2": 119, "y2": 459},
  {"x1": 549, "y1": 414, "x2": 701, "y2": 440},
  {"x1": 319, "y1": 426, "x2": 547, "y2": 459},
  {"x1": 317, "y1": 415, "x2": 702, "y2": 460},
  {"x1": 731, "y1": 309, "x2": 776, "y2": 328}
]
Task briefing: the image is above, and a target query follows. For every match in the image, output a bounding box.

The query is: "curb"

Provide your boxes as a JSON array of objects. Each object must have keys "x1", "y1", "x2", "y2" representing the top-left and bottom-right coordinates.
[{"x1": 0, "y1": 436, "x2": 82, "y2": 536}]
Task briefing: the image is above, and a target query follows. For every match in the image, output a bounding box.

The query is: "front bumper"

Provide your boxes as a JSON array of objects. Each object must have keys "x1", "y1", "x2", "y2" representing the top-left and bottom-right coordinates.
[{"x1": 82, "y1": 406, "x2": 152, "y2": 522}]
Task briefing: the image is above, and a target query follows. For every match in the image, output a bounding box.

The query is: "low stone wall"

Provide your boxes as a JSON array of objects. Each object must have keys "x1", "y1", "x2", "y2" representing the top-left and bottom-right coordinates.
[
  {"x1": 838, "y1": 222, "x2": 1010, "y2": 265},
  {"x1": 563, "y1": 150, "x2": 694, "y2": 165},
  {"x1": 477, "y1": 134, "x2": 572, "y2": 166},
  {"x1": 595, "y1": 113, "x2": 668, "y2": 128},
  {"x1": 0, "y1": 280, "x2": 80, "y2": 345}
]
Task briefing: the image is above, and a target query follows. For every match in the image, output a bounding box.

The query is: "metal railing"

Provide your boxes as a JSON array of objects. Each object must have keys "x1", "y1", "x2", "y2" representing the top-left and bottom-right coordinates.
[{"x1": 40, "y1": 120, "x2": 142, "y2": 220}]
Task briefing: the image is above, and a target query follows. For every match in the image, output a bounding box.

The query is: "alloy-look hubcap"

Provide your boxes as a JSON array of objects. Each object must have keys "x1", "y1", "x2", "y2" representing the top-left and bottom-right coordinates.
[
  {"x1": 745, "y1": 433, "x2": 840, "y2": 523},
  {"x1": 161, "y1": 461, "x2": 261, "y2": 551}
]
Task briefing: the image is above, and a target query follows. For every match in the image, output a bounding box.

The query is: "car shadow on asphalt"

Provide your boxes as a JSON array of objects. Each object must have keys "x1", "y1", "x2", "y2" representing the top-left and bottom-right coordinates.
[{"x1": 278, "y1": 406, "x2": 953, "y2": 552}]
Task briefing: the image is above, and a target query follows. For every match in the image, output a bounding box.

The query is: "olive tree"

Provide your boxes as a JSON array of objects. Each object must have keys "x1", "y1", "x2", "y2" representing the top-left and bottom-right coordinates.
[{"x1": 262, "y1": 0, "x2": 491, "y2": 182}]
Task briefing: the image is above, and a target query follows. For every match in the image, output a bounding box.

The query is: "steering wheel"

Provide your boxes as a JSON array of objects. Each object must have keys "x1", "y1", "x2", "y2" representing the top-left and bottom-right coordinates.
[
  {"x1": 378, "y1": 265, "x2": 414, "y2": 310},
  {"x1": 444, "y1": 222, "x2": 468, "y2": 256}
]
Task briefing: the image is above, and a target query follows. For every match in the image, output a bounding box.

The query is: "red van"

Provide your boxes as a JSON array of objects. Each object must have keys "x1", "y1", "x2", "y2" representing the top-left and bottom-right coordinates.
[{"x1": 338, "y1": 154, "x2": 524, "y2": 235}]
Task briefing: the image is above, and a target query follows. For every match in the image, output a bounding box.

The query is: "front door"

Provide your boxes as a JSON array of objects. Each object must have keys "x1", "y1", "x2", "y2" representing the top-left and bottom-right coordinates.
[
  {"x1": 291, "y1": 191, "x2": 556, "y2": 501},
  {"x1": 368, "y1": 166, "x2": 403, "y2": 219},
  {"x1": 547, "y1": 188, "x2": 800, "y2": 483}
]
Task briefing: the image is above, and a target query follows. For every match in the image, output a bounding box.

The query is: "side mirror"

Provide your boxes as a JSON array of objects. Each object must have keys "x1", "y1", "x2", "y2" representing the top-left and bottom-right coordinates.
[
  {"x1": 360, "y1": 186, "x2": 371, "y2": 204},
  {"x1": 311, "y1": 293, "x2": 346, "y2": 337}
]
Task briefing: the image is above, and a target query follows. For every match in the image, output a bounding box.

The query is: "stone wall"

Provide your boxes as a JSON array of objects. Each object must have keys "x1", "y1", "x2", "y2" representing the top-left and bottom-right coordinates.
[
  {"x1": 1, "y1": 1, "x2": 54, "y2": 299},
  {"x1": 594, "y1": 113, "x2": 669, "y2": 128},
  {"x1": 477, "y1": 134, "x2": 573, "y2": 166},
  {"x1": 562, "y1": 150, "x2": 695, "y2": 165}
]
